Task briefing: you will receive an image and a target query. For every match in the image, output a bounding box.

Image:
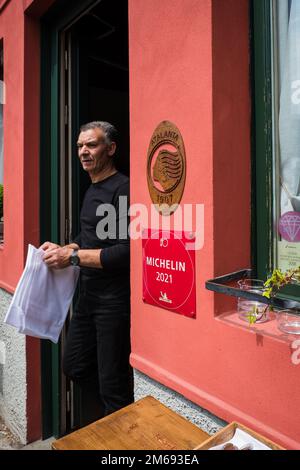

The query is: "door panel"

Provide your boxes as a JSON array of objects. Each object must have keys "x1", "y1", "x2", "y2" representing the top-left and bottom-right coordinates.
[{"x1": 41, "y1": 0, "x2": 129, "y2": 437}]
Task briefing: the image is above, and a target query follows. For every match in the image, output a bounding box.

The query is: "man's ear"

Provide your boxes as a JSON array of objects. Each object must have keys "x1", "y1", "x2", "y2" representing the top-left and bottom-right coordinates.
[{"x1": 108, "y1": 142, "x2": 116, "y2": 157}]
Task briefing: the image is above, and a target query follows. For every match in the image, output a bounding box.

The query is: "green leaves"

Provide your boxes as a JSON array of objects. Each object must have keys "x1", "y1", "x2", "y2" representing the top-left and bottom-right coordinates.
[
  {"x1": 263, "y1": 266, "x2": 300, "y2": 300},
  {"x1": 262, "y1": 289, "x2": 272, "y2": 299},
  {"x1": 244, "y1": 305, "x2": 268, "y2": 325},
  {"x1": 245, "y1": 306, "x2": 260, "y2": 325},
  {"x1": 241, "y1": 265, "x2": 300, "y2": 326},
  {"x1": 245, "y1": 266, "x2": 300, "y2": 326}
]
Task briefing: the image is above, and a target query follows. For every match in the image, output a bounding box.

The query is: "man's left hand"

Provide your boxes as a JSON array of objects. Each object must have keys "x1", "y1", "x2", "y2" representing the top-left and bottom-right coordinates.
[{"x1": 43, "y1": 247, "x2": 73, "y2": 269}]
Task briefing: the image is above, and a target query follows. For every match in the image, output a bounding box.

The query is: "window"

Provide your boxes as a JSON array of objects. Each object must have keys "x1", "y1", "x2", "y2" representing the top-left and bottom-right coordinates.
[
  {"x1": 270, "y1": 0, "x2": 300, "y2": 273},
  {"x1": 253, "y1": 0, "x2": 300, "y2": 289}
]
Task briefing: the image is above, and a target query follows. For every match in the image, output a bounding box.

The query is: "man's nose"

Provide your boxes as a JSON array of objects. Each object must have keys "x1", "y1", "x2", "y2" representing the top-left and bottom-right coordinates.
[{"x1": 80, "y1": 145, "x2": 89, "y2": 155}]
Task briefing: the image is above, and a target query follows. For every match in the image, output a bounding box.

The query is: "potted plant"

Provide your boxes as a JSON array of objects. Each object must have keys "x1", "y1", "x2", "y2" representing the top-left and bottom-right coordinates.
[
  {"x1": 0, "y1": 183, "x2": 3, "y2": 238},
  {"x1": 246, "y1": 266, "x2": 300, "y2": 332}
]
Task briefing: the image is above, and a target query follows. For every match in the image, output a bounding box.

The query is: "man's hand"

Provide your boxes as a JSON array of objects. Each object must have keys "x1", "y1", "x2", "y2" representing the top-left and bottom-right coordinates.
[
  {"x1": 43, "y1": 246, "x2": 73, "y2": 269},
  {"x1": 40, "y1": 241, "x2": 61, "y2": 251}
]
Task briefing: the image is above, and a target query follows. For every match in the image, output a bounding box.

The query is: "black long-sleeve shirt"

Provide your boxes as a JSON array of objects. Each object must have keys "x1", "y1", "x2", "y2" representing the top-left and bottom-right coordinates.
[{"x1": 73, "y1": 172, "x2": 130, "y2": 305}]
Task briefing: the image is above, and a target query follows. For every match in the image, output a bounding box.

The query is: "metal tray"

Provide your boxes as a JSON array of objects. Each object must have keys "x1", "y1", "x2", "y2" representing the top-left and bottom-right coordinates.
[{"x1": 205, "y1": 268, "x2": 300, "y2": 311}]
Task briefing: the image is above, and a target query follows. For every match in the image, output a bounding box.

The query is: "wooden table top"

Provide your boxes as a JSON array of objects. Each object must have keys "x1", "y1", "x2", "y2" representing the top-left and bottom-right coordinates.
[{"x1": 52, "y1": 396, "x2": 209, "y2": 450}]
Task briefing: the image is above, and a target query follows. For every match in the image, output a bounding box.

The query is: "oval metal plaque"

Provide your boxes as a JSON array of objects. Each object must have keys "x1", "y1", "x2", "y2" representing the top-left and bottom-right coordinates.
[{"x1": 147, "y1": 121, "x2": 186, "y2": 215}]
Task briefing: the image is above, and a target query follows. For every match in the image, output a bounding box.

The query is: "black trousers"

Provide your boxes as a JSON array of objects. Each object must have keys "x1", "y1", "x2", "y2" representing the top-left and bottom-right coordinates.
[{"x1": 63, "y1": 284, "x2": 133, "y2": 423}]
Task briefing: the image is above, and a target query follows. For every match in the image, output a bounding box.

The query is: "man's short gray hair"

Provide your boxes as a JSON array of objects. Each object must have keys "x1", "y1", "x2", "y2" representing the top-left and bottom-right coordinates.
[{"x1": 79, "y1": 121, "x2": 118, "y2": 145}]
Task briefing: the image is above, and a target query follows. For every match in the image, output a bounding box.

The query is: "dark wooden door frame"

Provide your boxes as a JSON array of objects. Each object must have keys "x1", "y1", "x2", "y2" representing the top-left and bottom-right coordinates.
[{"x1": 40, "y1": 0, "x2": 101, "y2": 439}]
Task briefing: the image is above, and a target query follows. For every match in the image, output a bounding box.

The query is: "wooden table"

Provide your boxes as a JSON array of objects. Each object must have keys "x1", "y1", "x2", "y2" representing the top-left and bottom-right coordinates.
[{"x1": 52, "y1": 396, "x2": 209, "y2": 450}]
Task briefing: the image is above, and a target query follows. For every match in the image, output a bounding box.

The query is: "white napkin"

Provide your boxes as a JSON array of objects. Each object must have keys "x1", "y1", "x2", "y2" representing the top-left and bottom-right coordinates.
[
  {"x1": 4, "y1": 244, "x2": 79, "y2": 343},
  {"x1": 209, "y1": 428, "x2": 272, "y2": 451}
]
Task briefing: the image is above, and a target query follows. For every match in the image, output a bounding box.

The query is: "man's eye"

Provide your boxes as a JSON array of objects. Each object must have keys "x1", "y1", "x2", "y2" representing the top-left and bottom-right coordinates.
[{"x1": 77, "y1": 142, "x2": 98, "y2": 149}]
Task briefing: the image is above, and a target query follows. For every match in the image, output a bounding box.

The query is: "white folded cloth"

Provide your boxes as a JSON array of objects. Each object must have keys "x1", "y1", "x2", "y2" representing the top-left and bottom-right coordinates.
[
  {"x1": 209, "y1": 428, "x2": 272, "y2": 450},
  {"x1": 4, "y1": 244, "x2": 79, "y2": 343}
]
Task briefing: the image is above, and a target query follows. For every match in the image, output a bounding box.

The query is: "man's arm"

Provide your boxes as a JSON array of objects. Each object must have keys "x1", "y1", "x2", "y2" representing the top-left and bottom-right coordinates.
[
  {"x1": 99, "y1": 181, "x2": 130, "y2": 272},
  {"x1": 65, "y1": 243, "x2": 80, "y2": 250},
  {"x1": 41, "y1": 240, "x2": 81, "y2": 269},
  {"x1": 40, "y1": 241, "x2": 80, "y2": 251},
  {"x1": 42, "y1": 246, "x2": 103, "y2": 269},
  {"x1": 42, "y1": 180, "x2": 129, "y2": 270},
  {"x1": 77, "y1": 249, "x2": 103, "y2": 268}
]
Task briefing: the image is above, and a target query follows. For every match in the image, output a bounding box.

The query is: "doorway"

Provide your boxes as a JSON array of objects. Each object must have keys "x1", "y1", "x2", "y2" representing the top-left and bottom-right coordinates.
[
  {"x1": 40, "y1": 0, "x2": 129, "y2": 438},
  {"x1": 62, "y1": 0, "x2": 129, "y2": 240}
]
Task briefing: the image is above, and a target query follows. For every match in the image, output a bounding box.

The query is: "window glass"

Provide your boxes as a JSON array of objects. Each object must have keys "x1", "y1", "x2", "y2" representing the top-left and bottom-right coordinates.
[{"x1": 271, "y1": 0, "x2": 300, "y2": 272}]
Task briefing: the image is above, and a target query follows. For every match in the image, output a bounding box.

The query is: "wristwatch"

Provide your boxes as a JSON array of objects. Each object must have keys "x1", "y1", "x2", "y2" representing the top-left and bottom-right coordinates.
[{"x1": 70, "y1": 249, "x2": 80, "y2": 267}]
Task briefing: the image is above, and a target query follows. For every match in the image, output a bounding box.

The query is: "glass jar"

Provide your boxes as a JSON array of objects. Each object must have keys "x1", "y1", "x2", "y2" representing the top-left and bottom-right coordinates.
[
  {"x1": 237, "y1": 279, "x2": 269, "y2": 323},
  {"x1": 276, "y1": 310, "x2": 300, "y2": 335}
]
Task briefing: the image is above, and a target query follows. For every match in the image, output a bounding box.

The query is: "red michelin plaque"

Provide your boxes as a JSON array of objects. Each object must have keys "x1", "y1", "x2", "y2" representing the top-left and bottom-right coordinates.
[{"x1": 142, "y1": 230, "x2": 196, "y2": 318}]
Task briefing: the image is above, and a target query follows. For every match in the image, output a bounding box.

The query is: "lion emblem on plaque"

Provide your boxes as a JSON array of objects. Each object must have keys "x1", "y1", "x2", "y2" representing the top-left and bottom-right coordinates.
[{"x1": 152, "y1": 149, "x2": 183, "y2": 193}]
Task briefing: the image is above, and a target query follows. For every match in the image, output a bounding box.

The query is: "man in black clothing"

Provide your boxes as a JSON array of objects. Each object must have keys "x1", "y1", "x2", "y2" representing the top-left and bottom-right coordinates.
[{"x1": 41, "y1": 121, "x2": 133, "y2": 423}]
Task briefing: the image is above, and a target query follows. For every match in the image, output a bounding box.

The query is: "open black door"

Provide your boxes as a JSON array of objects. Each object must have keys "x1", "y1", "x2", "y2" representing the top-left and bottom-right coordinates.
[
  {"x1": 41, "y1": 0, "x2": 129, "y2": 437},
  {"x1": 61, "y1": 0, "x2": 130, "y2": 433}
]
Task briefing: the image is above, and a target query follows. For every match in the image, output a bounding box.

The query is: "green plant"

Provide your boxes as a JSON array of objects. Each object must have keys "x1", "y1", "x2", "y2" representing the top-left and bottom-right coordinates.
[
  {"x1": 0, "y1": 183, "x2": 3, "y2": 219},
  {"x1": 245, "y1": 266, "x2": 300, "y2": 325},
  {"x1": 263, "y1": 267, "x2": 300, "y2": 300}
]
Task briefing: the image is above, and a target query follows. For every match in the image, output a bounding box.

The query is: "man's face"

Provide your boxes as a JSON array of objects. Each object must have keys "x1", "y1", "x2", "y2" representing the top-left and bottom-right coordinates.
[{"x1": 77, "y1": 128, "x2": 116, "y2": 175}]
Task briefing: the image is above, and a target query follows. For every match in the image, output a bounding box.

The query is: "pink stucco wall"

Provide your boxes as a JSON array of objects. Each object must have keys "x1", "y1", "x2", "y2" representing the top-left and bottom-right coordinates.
[
  {"x1": 0, "y1": 0, "x2": 55, "y2": 290},
  {"x1": 0, "y1": 0, "x2": 55, "y2": 443},
  {"x1": 0, "y1": 0, "x2": 299, "y2": 449},
  {"x1": 129, "y1": 0, "x2": 300, "y2": 449},
  {"x1": 0, "y1": 0, "x2": 25, "y2": 292}
]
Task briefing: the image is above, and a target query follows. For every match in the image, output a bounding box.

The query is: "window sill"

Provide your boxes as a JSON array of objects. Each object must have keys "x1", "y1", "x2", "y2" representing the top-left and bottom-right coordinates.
[
  {"x1": 216, "y1": 310, "x2": 299, "y2": 345},
  {"x1": 206, "y1": 268, "x2": 300, "y2": 310}
]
